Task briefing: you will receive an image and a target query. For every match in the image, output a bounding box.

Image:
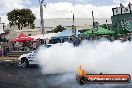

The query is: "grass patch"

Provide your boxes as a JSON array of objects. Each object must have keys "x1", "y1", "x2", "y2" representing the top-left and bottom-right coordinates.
[
  {"x1": 0, "y1": 57, "x2": 7, "y2": 61},
  {"x1": 0, "y1": 57, "x2": 18, "y2": 64}
]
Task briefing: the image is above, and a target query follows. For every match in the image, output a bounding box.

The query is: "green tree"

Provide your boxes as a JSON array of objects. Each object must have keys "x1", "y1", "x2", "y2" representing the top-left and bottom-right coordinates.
[
  {"x1": 7, "y1": 8, "x2": 36, "y2": 30},
  {"x1": 52, "y1": 25, "x2": 66, "y2": 33}
]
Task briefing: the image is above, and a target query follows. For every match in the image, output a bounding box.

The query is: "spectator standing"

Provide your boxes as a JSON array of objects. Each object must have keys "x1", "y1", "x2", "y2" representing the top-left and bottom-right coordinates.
[
  {"x1": 0, "y1": 43, "x2": 2, "y2": 56},
  {"x1": 33, "y1": 42, "x2": 37, "y2": 51}
]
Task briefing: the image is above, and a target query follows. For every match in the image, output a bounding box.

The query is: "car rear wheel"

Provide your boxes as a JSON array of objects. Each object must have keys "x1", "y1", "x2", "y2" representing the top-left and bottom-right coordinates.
[{"x1": 21, "y1": 58, "x2": 29, "y2": 68}]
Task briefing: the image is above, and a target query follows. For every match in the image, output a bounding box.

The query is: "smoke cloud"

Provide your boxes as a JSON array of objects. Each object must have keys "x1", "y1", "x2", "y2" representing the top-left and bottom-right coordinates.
[
  {"x1": 36, "y1": 40, "x2": 132, "y2": 75},
  {"x1": 36, "y1": 40, "x2": 132, "y2": 88}
]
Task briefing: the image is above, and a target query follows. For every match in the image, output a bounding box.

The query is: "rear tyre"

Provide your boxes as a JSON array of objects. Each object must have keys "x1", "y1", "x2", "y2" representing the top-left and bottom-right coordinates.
[{"x1": 21, "y1": 58, "x2": 29, "y2": 68}]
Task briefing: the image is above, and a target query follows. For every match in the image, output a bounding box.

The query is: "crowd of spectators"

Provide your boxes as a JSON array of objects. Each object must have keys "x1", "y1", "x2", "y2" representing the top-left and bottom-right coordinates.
[
  {"x1": 48, "y1": 34, "x2": 132, "y2": 46},
  {"x1": 0, "y1": 38, "x2": 47, "y2": 56},
  {"x1": 0, "y1": 34, "x2": 131, "y2": 57}
]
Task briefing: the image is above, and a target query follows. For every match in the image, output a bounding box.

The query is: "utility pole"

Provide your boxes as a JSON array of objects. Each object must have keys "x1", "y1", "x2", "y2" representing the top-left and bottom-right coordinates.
[
  {"x1": 2, "y1": 23, "x2": 5, "y2": 31},
  {"x1": 92, "y1": 11, "x2": 95, "y2": 35},
  {"x1": 92, "y1": 11, "x2": 94, "y2": 29},
  {"x1": 72, "y1": 12, "x2": 76, "y2": 36},
  {"x1": 39, "y1": 0, "x2": 46, "y2": 35}
]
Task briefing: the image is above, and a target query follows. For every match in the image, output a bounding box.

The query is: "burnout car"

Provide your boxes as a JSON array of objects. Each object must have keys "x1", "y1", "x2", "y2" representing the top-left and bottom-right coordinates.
[
  {"x1": 18, "y1": 51, "x2": 38, "y2": 68},
  {"x1": 18, "y1": 43, "x2": 62, "y2": 67}
]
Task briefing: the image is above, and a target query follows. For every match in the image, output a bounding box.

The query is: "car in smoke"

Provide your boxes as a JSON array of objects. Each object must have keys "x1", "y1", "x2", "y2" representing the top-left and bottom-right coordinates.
[
  {"x1": 18, "y1": 51, "x2": 38, "y2": 68},
  {"x1": 18, "y1": 43, "x2": 62, "y2": 67},
  {"x1": 76, "y1": 66, "x2": 131, "y2": 85},
  {"x1": 17, "y1": 44, "x2": 52, "y2": 67}
]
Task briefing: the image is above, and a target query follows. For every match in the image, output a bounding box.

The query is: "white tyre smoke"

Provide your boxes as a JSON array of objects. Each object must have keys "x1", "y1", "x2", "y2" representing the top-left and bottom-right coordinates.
[{"x1": 36, "y1": 41, "x2": 132, "y2": 74}]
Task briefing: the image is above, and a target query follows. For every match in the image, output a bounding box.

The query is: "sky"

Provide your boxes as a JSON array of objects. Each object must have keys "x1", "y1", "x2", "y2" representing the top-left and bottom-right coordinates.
[{"x1": 0, "y1": 0, "x2": 132, "y2": 24}]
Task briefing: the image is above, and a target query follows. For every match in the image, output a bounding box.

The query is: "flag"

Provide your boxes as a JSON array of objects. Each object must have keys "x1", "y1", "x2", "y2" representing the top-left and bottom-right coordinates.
[{"x1": 120, "y1": 3, "x2": 124, "y2": 8}]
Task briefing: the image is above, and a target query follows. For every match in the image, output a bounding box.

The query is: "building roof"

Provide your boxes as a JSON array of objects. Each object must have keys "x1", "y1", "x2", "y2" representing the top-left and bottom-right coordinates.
[
  {"x1": 34, "y1": 18, "x2": 112, "y2": 28},
  {"x1": 13, "y1": 29, "x2": 40, "y2": 32}
]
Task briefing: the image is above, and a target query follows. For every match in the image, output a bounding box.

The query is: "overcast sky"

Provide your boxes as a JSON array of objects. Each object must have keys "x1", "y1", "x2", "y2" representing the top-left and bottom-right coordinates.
[{"x1": 0, "y1": 0, "x2": 132, "y2": 24}]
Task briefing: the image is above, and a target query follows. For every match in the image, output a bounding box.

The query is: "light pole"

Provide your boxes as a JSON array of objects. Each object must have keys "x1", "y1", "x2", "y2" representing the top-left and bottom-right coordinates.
[
  {"x1": 92, "y1": 11, "x2": 94, "y2": 29},
  {"x1": 71, "y1": 11, "x2": 76, "y2": 36},
  {"x1": 39, "y1": 0, "x2": 46, "y2": 35}
]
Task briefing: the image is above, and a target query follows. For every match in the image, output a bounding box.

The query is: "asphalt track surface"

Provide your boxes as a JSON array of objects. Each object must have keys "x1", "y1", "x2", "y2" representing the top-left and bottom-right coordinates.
[{"x1": 0, "y1": 61, "x2": 132, "y2": 88}]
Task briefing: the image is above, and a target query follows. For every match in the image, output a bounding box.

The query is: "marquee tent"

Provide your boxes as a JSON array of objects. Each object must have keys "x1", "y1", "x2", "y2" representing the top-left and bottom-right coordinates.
[{"x1": 11, "y1": 33, "x2": 34, "y2": 42}]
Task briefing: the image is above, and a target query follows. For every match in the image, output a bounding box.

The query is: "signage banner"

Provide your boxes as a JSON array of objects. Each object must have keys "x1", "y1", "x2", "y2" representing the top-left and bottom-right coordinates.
[
  {"x1": 122, "y1": 7, "x2": 131, "y2": 14},
  {"x1": 113, "y1": 8, "x2": 119, "y2": 15}
]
